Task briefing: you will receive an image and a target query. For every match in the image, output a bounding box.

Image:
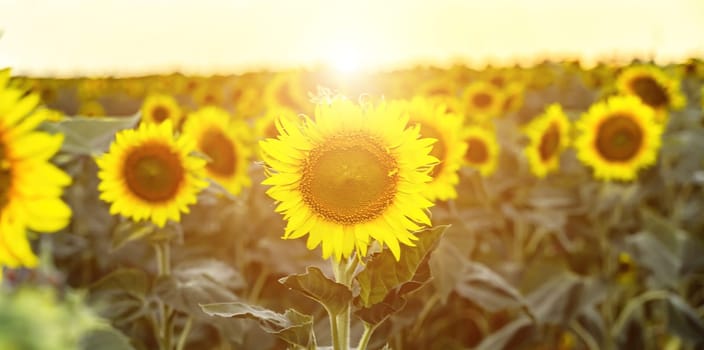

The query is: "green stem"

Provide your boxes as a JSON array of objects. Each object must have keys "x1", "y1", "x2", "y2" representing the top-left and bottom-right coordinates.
[
  {"x1": 357, "y1": 322, "x2": 378, "y2": 350},
  {"x1": 154, "y1": 241, "x2": 173, "y2": 350},
  {"x1": 330, "y1": 258, "x2": 354, "y2": 350},
  {"x1": 175, "y1": 316, "x2": 193, "y2": 350}
]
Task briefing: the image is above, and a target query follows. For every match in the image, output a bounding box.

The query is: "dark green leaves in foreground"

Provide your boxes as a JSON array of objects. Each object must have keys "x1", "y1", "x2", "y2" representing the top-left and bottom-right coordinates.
[{"x1": 200, "y1": 302, "x2": 316, "y2": 349}]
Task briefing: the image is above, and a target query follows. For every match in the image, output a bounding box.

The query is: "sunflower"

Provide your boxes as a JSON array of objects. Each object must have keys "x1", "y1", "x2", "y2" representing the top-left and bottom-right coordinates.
[
  {"x1": 462, "y1": 81, "x2": 505, "y2": 122},
  {"x1": 77, "y1": 100, "x2": 105, "y2": 117},
  {"x1": 502, "y1": 82, "x2": 525, "y2": 114},
  {"x1": 0, "y1": 70, "x2": 72, "y2": 277},
  {"x1": 96, "y1": 121, "x2": 208, "y2": 228},
  {"x1": 182, "y1": 107, "x2": 252, "y2": 196},
  {"x1": 523, "y1": 104, "x2": 571, "y2": 178},
  {"x1": 394, "y1": 97, "x2": 467, "y2": 201},
  {"x1": 254, "y1": 106, "x2": 299, "y2": 142},
  {"x1": 264, "y1": 72, "x2": 309, "y2": 114},
  {"x1": 141, "y1": 93, "x2": 182, "y2": 126},
  {"x1": 574, "y1": 95, "x2": 663, "y2": 181},
  {"x1": 616, "y1": 65, "x2": 685, "y2": 121},
  {"x1": 461, "y1": 126, "x2": 499, "y2": 177},
  {"x1": 260, "y1": 98, "x2": 437, "y2": 261}
]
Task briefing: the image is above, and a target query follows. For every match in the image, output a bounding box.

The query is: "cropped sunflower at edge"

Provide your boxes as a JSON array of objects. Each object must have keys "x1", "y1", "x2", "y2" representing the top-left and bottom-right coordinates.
[
  {"x1": 260, "y1": 97, "x2": 437, "y2": 261},
  {"x1": 574, "y1": 95, "x2": 663, "y2": 181},
  {"x1": 615, "y1": 65, "x2": 686, "y2": 122},
  {"x1": 95, "y1": 120, "x2": 208, "y2": 227},
  {"x1": 0, "y1": 70, "x2": 72, "y2": 278}
]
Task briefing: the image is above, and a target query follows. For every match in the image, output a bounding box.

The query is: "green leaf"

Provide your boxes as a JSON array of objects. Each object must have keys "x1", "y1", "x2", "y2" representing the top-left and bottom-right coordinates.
[
  {"x1": 89, "y1": 269, "x2": 148, "y2": 325},
  {"x1": 153, "y1": 262, "x2": 239, "y2": 319},
  {"x1": 354, "y1": 258, "x2": 433, "y2": 325},
  {"x1": 354, "y1": 225, "x2": 447, "y2": 308},
  {"x1": 666, "y1": 294, "x2": 704, "y2": 344},
  {"x1": 41, "y1": 113, "x2": 140, "y2": 155},
  {"x1": 79, "y1": 328, "x2": 135, "y2": 350},
  {"x1": 454, "y1": 261, "x2": 529, "y2": 314},
  {"x1": 526, "y1": 273, "x2": 605, "y2": 325},
  {"x1": 200, "y1": 302, "x2": 315, "y2": 349},
  {"x1": 428, "y1": 229, "x2": 470, "y2": 303},
  {"x1": 475, "y1": 317, "x2": 538, "y2": 350},
  {"x1": 279, "y1": 266, "x2": 352, "y2": 315}
]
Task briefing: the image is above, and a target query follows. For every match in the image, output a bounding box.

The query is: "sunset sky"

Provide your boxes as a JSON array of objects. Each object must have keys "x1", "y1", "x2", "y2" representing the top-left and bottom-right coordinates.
[{"x1": 1, "y1": 0, "x2": 703, "y2": 76}]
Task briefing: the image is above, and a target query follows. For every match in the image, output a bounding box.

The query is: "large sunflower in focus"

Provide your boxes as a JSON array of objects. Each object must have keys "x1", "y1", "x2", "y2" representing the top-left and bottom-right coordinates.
[
  {"x1": 462, "y1": 126, "x2": 499, "y2": 177},
  {"x1": 616, "y1": 65, "x2": 685, "y2": 121},
  {"x1": 141, "y1": 93, "x2": 182, "y2": 126},
  {"x1": 574, "y1": 95, "x2": 663, "y2": 181},
  {"x1": 260, "y1": 98, "x2": 437, "y2": 261},
  {"x1": 462, "y1": 81, "x2": 505, "y2": 123},
  {"x1": 394, "y1": 97, "x2": 467, "y2": 201},
  {"x1": 182, "y1": 107, "x2": 252, "y2": 196},
  {"x1": 96, "y1": 121, "x2": 208, "y2": 227},
  {"x1": 523, "y1": 104, "x2": 571, "y2": 178},
  {"x1": 0, "y1": 71, "x2": 72, "y2": 277}
]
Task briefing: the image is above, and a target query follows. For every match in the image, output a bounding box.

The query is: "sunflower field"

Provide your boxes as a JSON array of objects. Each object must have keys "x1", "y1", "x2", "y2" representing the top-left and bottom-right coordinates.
[{"x1": 1, "y1": 58, "x2": 704, "y2": 350}]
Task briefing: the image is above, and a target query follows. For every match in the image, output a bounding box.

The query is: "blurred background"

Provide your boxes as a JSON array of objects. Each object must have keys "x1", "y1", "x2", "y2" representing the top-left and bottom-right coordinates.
[{"x1": 1, "y1": 0, "x2": 703, "y2": 76}]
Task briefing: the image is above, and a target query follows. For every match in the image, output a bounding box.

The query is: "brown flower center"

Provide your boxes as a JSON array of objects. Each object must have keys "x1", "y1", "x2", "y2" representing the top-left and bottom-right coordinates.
[
  {"x1": 151, "y1": 105, "x2": 170, "y2": 123},
  {"x1": 629, "y1": 76, "x2": 669, "y2": 109},
  {"x1": 300, "y1": 132, "x2": 399, "y2": 224},
  {"x1": 465, "y1": 137, "x2": 489, "y2": 164},
  {"x1": 472, "y1": 92, "x2": 493, "y2": 109},
  {"x1": 123, "y1": 142, "x2": 185, "y2": 202},
  {"x1": 538, "y1": 122, "x2": 561, "y2": 162},
  {"x1": 199, "y1": 128, "x2": 237, "y2": 177},
  {"x1": 595, "y1": 115, "x2": 643, "y2": 162},
  {"x1": 0, "y1": 143, "x2": 12, "y2": 211}
]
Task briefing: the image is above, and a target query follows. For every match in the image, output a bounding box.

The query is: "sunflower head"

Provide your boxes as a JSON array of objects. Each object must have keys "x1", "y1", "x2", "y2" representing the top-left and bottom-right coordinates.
[
  {"x1": 616, "y1": 65, "x2": 686, "y2": 118},
  {"x1": 462, "y1": 81, "x2": 505, "y2": 121},
  {"x1": 264, "y1": 72, "x2": 309, "y2": 114},
  {"x1": 0, "y1": 70, "x2": 72, "y2": 274},
  {"x1": 574, "y1": 95, "x2": 663, "y2": 181},
  {"x1": 260, "y1": 97, "x2": 437, "y2": 261},
  {"x1": 78, "y1": 100, "x2": 105, "y2": 117},
  {"x1": 141, "y1": 93, "x2": 182, "y2": 126},
  {"x1": 393, "y1": 97, "x2": 467, "y2": 201},
  {"x1": 461, "y1": 126, "x2": 499, "y2": 177},
  {"x1": 182, "y1": 106, "x2": 252, "y2": 196},
  {"x1": 523, "y1": 104, "x2": 571, "y2": 178},
  {"x1": 96, "y1": 120, "x2": 208, "y2": 227}
]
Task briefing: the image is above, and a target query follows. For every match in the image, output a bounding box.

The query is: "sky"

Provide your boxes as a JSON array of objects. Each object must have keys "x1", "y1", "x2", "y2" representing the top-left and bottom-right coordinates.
[{"x1": 0, "y1": 0, "x2": 703, "y2": 76}]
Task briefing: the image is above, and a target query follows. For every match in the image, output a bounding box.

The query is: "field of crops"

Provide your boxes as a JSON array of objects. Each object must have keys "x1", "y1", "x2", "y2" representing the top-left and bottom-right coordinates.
[{"x1": 1, "y1": 59, "x2": 704, "y2": 350}]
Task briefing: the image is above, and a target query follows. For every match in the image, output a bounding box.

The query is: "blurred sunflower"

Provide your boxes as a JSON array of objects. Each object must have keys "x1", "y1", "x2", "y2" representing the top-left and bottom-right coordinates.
[
  {"x1": 462, "y1": 126, "x2": 499, "y2": 176},
  {"x1": 192, "y1": 84, "x2": 223, "y2": 107},
  {"x1": 417, "y1": 76, "x2": 457, "y2": 99},
  {"x1": 254, "y1": 106, "x2": 299, "y2": 142},
  {"x1": 77, "y1": 100, "x2": 105, "y2": 117},
  {"x1": 615, "y1": 251, "x2": 638, "y2": 285},
  {"x1": 462, "y1": 81, "x2": 505, "y2": 122},
  {"x1": 0, "y1": 70, "x2": 72, "y2": 278},
  {"x1": 395, "y1": 97, "x2": 467, "y2": 201},
  {"x1": 96, "y1": 121, "x2": 208, "y2": 228},
  {"x1": 616, "y1": 65, "x2": 685, "y2": 121},
  {"x1": 502, "y1": 82, "x2": 525, "y2": 114},
  {"x1": 523, "y1": 104, "x2": 571, "y2": 178},
  {"x1": 140, "y1": 93, "x2": 182, "y2": 126},
  {"x1": 182, "y1": 107, "x2": 251, "y2": 196},
  {"x1": 574, "y1": 95, "x2": 663, "y2": 181},
  {"x1": 264, "y1": 72, "x2": 309, "y2": 113},
  {"x1": 260, "y1": 98, "x2": 436, "y2": 261}
]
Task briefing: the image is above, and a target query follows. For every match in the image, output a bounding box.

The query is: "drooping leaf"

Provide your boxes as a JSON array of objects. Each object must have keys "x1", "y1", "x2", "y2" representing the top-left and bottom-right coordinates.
[
  {"x1": 173, "y1": 259, "x2": 246, "y2": 291},
  {"x1": 279, "y1": 266, "x2": 352, "y2": 315},
  {"x1": 42, "y1": 113, "x2": 140, "y2": 155},
  {"x1": 626, "y1": 232, "x2": 680, "y2": 288},
  {"x1": 526, "y1": 273, "x2": 605, "y2": 325},
  {"x1": 153, "y1": 270, "x2": 238, "y2": 318},
  {"x1": 475, "y1": 317, "x2": 538, "y2": 350},
  {"x1": 88, "y1": 269, "x2": 149, "y2": 325},
  {"x1": 428, "y1": 231, "x2": 468, "y2": 303},
  {"x1": 200, "y1": 302, "x2": 315, "y2": 349},
  {"x1": 355, "y1": 225, "x2": 448, "y2": 307}
]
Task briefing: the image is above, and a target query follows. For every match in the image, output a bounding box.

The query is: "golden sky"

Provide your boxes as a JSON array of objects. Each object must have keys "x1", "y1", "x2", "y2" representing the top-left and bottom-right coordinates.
[{"x1": 1, "y1": 0, "x2": 703, "y2": 76}]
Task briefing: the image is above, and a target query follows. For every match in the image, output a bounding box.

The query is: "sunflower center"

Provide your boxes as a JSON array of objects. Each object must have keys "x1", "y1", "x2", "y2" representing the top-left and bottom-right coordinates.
[
  {"x1": 630, "y1": 76, "x2": 669, "y2": 108},
  {"x1": 472, "y1": 93, "x2": 493, "y2": 109},
  {"x1": 538, "y1": 123, "x2": 561, "y2": 162},
  {"x1": 595, "y1": 114, "x2": 643, "y2": 162},
  {"x1": 465, "y1": 137, "x2": 489, "y2": 164},
  {"x1": 152, "y1": 105, "x2": 170, "y2": 123},
  {"x1": 123, "y1": 142, "x2": 185, "y2": 202},
  {"x1": 416, "y1": 121, "x2": 446, "y2": 178},
  {"x1": 300, "y1": 132, "x2": 399, "y2": 225},
  {"x1": 200, "y1": 128, "x2": 236, "y2": 176},
  {"x1": 0, "y1": 143, "x2": 12, "y2": 211}
]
